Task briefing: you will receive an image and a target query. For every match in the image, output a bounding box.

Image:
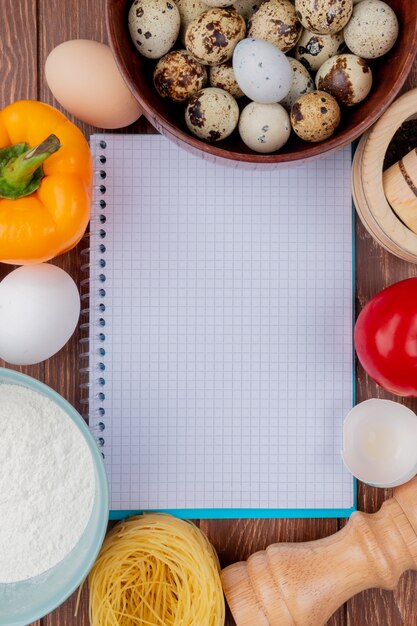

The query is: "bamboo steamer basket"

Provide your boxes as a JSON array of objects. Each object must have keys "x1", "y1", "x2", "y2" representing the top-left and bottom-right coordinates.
[{"x1": 352, "y1": 88, "x2": 417, "y2": 262}]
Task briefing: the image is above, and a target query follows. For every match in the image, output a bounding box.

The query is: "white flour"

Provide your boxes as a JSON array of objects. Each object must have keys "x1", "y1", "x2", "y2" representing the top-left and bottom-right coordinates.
[{"x1": 0, "y1": 383, "x2": 95, "y2": 583}]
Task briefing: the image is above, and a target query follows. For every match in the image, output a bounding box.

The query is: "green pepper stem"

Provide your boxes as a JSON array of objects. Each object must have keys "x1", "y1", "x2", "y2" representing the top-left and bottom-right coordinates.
[
  {"x1": 2, "y1": 134, "x2": 61, "y2": 188},
  {"x1": 0, "y1": 134, "x2": 62, "y2": 200}
]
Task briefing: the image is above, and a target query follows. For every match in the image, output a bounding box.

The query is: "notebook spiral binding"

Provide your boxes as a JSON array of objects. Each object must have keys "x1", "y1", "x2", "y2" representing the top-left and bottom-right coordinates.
[{"x1": 79, "y1": 139, "x2": 108, "y2": 456}]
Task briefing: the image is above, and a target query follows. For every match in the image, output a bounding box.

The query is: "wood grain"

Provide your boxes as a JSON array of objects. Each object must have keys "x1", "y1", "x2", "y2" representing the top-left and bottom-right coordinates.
[
  {"x1": 223, "y1": 477, "x2": 417, "y2": 626},
  {"x1": 0, "y1": 1, "x2": 416, "y2": 625}
]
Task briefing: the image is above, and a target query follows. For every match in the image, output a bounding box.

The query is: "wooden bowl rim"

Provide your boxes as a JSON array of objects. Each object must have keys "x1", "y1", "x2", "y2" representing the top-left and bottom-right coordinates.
[
  {"x1": 107, "y1": 0, "x2": 417, "y2": 164},
  {"x1": 352, "y1": 88, "x2": 417, "y2": 263}
]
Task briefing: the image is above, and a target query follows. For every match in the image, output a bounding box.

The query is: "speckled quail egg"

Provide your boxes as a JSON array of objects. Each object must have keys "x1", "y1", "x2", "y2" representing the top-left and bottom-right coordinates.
[
  {"x1": 315, "y1": 53, "x2": 372, "y2": 105},
  {"x1": 185, "y1": 87, "x2": 239, "y2": 140},
  {"x1": 344, "y1": 0, "x2": 398, "y2": 59},
  {"x1": 290, "y1": 90, "x2": 340, "y2": 141},
  {"x1": 233, "y1": 38, "x2": 293, "y2": 104},
  {"x1": 185, "y1": 8, "x2": 246, "y2": 65},
  {"x1": 248, "y1": 0, "x2": 302, "y2": 53},
  {"x1": 295, "y1": 0, "x2": 352, "y2": 35},
  {"x1": 154, "y1": 50, "x2": 207, "y2": 102},
  {"x1": 209, "y1": 61, "x2": 244, "y2": 98},
  {"x1": 232, "y1": 0, "x2": 262, "y2": 20},
  {"x1": 280, "y1": 58, "x2": 314, "y2": 110},
  {"x1": 128, "y1": 0, "x2": 181, "y2": 59},
  {"x1": 204, "y1": 0, "x2": 233, "y2": 6},
  {"x1": 239, "y1": 102, "x2": 291, "y2": 153},
  {"x1": 295, "y1": 29, "x2": 345, "y2": 72},
  {"x1": 174, "y1": 0, "x2": 210, "y2": 44}
]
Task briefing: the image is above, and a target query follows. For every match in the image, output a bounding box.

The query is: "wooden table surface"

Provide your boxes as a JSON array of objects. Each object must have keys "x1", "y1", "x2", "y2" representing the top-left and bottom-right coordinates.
[{"x1": 2, "y1": 1, "x2": 417, "y2": 624}]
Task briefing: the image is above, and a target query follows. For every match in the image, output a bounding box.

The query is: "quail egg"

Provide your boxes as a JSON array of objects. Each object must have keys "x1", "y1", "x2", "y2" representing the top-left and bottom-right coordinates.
[
  {"x1": 315, "y1": 53, "x2": 372, "y2": 105},
  {"x1": 344, "y1": 0, "x2": 398, "y2": 59},
  {"x1": 185, "y1": 8, "x2": 246, "y2": 65},
  {"x1": 232, "y1": 0, "x2": 262, "y2": 20},
  {"x1": 295, "y1": 0, "x2": 352, "y2": 35},
  {"x1": 175, "y1": 0, "x2": 210, "y2": 44},
  {"x1": 280, "y1": 57, "x2": 314, "y2": 110},
  {"x1": 233, "y1": 38, "x2": 293, "y2": 104},
  {"x1": 239, "y1": 102, "x2": 291, "y2": 153},
  {"x1": 154, "y1": 50, "x2": 207, "y2": 101},
  {"x1": 248, "y1": 0, "x2": 302, "y2": 53},
  {"x1": 128, "y1": 0, "x2": 181, "y2": 59},
  {"x1": 295, "y1": 28, "x2": 345, "y2": 72},
  {"x1": 209, "y1": 61, "x2": 244, "y2": 98},
  {"x1": 204, "y1": 0, "x2": 233, "y2": 6},
  {"x1": 290, "y1": 90, "x2": 340, "y2": 141},
  {"x1": 185, "y1": 87, "x2": 239, "y2": 140}
]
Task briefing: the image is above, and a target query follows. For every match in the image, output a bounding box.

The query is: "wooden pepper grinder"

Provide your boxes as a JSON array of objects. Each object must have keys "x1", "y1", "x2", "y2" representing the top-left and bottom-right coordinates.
[{"x1": 221, "y1": 477, "x2": 417, "y2": 626}]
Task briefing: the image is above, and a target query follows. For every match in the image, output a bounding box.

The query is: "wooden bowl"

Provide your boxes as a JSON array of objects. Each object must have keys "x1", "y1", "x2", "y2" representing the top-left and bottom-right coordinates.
[{"x1": 107, "y1": 0, "x2": 417, "y2": 166}]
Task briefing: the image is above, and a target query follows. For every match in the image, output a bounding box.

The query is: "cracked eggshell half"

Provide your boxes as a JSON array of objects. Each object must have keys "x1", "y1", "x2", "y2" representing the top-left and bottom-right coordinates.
[
  {"x1": 233, "y1": 38, "x2": 293, "y2": 104},
  {"x1": 239, "y1": 102, "x2": 291, "y2": 153}
]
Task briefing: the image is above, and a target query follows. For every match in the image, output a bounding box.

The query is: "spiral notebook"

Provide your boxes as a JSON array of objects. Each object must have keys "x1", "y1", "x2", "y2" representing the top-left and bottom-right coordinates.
[{"x1": 87, "y1": 134, "x2": 355, "y2": 519}]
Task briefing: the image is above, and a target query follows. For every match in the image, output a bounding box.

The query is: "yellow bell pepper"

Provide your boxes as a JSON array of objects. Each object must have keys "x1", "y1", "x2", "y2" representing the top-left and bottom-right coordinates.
[{"x1": 0, "y1": 100, "x2": 92, "y2": 264}]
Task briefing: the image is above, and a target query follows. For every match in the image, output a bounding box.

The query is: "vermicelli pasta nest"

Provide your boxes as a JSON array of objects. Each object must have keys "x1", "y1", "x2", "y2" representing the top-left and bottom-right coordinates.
[{"x1": 88, "y1": 513, "x2": 225, "y2": 626}]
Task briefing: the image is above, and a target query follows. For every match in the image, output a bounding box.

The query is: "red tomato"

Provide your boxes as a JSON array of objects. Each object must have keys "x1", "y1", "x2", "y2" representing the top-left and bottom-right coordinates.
[{"x1": 354, "y1": 277, "x2": 417, "y2": 397}]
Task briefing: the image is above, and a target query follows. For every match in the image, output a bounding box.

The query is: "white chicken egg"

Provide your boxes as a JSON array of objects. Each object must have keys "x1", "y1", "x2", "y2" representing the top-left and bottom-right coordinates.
[
  {"x1": 0, "y1": 264, "x2": 80, "y2": 366},
  {"x1": 233, "y1": 38, "x2": 292, "y2": 104}
]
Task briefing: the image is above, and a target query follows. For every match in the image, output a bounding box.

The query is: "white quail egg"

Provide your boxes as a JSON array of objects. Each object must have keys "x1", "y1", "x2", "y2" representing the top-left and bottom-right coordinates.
[{"x1": 233, "y1": 38, "x2": 293, "y2": 104}]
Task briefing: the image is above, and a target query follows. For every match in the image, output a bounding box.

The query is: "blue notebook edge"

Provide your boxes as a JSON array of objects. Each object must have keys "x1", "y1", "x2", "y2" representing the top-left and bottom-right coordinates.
[{"x1": 91, "y1": 135, "x2": 357, "y2": 521}]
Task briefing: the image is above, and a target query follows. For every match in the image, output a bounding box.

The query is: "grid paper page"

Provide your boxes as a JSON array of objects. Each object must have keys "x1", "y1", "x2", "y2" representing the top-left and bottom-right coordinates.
[{"x1": 89, "y1": 134, "x2": 354, "y2": 514}]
